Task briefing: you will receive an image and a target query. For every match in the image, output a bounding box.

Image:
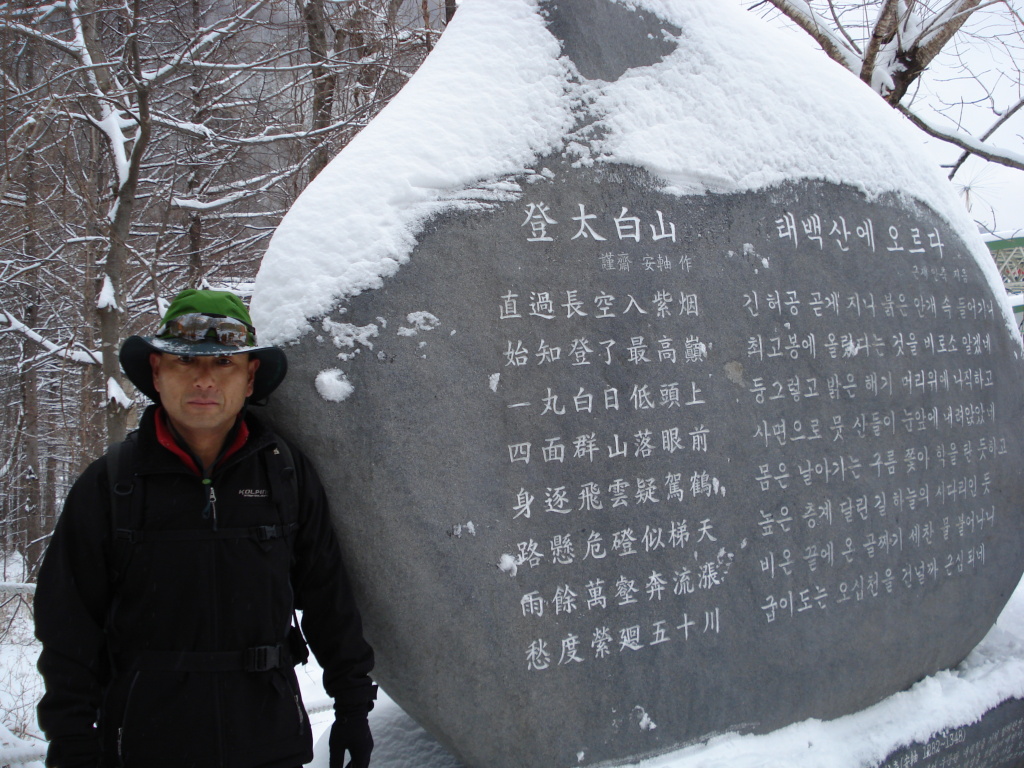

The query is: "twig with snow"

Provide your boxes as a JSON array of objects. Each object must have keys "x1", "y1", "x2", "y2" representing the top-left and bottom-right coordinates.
[{"x1": 0, "y1": 311, "x2": 101, "y2": 365}]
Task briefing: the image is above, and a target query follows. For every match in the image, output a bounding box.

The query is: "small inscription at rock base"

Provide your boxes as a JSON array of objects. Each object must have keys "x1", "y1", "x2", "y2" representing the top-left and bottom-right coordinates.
[{"x1": 879, "y1": 698, "x2": 1024, "y2": 768}]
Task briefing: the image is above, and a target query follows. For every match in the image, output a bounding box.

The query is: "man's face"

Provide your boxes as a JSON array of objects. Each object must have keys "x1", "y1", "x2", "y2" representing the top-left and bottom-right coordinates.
[{"x1": 150, "y1": 352, "x2": 259, "y2": 443}]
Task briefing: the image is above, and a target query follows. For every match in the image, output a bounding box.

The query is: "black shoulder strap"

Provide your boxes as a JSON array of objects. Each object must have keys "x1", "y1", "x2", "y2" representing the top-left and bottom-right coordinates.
[
  {"x1": 266, "y1": 438, "x2": 300, "y2": 530},
  {"x1": 266, "y1": 436, "x2": 309, "y2": 665},
  {"x1": 107, "y1": 433, "x2": 142, "y2": 582},
  {"x1": 106, "y1": 441, "x2": 122, "y2": 524}
]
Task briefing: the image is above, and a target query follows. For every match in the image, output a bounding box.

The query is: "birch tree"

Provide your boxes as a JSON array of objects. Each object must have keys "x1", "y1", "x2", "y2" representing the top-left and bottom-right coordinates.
[{"x1": 750, "y1": 1, "x2": 1024, "y2": 177}]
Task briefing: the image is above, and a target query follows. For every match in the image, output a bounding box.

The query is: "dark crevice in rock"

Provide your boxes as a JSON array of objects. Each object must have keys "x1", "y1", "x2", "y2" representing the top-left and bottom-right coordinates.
[{"x1": 540, "y1": 0, "x2": 681, "y2": 81}]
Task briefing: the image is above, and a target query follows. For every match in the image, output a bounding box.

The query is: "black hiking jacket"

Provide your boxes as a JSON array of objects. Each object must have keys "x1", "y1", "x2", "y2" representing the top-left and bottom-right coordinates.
[{"x1": 35, "y1": 406, "x2": 375, "y2": 768}]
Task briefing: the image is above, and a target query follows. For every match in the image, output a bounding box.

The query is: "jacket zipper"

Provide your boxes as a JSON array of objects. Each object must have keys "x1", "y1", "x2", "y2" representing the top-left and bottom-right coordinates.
[
  {"x1": 195, "y1": 468, "x2": 226, "y2": 764},
  {"x1": 201, "y1": 478, "x2": 218, "y2": 531},
  {"x1": 209, "y1": 485, "x2": 218, "y2": 531},
  {"x1": 206, "y1": 472, "x2": 225, "y2": 766},
  {"x1": 117, "y1": 670, "x2": 142, "y2": 761}
]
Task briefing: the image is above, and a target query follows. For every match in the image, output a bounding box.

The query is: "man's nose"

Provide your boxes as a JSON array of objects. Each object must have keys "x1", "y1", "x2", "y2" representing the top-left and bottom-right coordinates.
[{"x1": 193, "y1": 362, "x2": 217, "y2": 386}]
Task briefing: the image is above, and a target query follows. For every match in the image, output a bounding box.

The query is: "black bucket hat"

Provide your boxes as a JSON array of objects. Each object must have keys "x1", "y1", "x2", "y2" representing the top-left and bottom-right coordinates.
[{"x1": 119, "y1": 289, "x2": 287, "y2": 405}]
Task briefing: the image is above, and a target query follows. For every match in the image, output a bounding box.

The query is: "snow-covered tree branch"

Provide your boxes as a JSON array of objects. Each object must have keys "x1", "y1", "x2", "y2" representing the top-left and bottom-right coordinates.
[
  {"x1": 0, "y1": 310, "x2": 101, "y2": 366},
  {"x1": 898, "y1": 103, "x2": 1024, "y2": 171},
  {"x1": 751, "y1": 0, "x2": 1023, "y2": 187}
]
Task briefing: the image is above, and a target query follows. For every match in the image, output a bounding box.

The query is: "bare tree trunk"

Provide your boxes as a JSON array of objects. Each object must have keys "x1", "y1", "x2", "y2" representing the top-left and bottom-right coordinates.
[
  {"x1": 303, "y1": 0, "x2": 339, "y2": 181},
  {"x1": 19, "y1": 43, "x2": 46, "y2": 576},
  {"x1": 421, "y1": 0, "x2": 433, "y2": 50},
  {"x1": 44, "y1": 455, "x2": 57, "y2": 533},
  {"x1": 859, "y1": 0, "x2": 900, "y2": 92},
  {"x1": 884, "y1": 0, "x2": 983, "y2": 106},
  {"x1": 20, "y1": 331, "x2": 43, "y2": 575},
  {"x1": 186, "y1": 0, "x2": 205, "y2": 286},
  {"x1": 96, "y1": 0, "x2": 152, "y2": 444},
  {"x1": 21, "y1": 255, "x2": 45, "y2": 575},
  {"x1": 80, "y1": 143, "x2": 107, "y2": 469}
]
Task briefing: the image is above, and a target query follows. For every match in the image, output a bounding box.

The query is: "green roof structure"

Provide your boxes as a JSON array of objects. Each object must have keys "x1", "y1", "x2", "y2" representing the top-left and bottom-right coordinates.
[
  {"x1": 987, "y1": 236, "x2": 1024, "y2": 292},
  {"x1": 986, "y1": 237, "x2": 1024, "y2": 335}
]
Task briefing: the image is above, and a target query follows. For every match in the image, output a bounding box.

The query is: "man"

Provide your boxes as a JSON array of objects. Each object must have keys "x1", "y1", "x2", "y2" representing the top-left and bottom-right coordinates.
[{"x1": 34, "y1": 289, "x2": 376, "y2": 768}]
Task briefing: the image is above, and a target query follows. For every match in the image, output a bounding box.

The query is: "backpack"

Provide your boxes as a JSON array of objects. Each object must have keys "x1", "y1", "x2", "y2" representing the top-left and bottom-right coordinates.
[{"x1": 104, "y1": 432, "x2": 310, "y2": 672}]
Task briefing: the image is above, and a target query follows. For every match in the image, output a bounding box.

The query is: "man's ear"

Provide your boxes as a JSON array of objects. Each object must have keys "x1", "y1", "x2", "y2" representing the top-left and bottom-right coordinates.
[
  {"x1": 149, "y1": 352, "x2": 163, "y2": 394},
  {"x1": 246, "y1": 357, "x2": 260, "y2": 397}
]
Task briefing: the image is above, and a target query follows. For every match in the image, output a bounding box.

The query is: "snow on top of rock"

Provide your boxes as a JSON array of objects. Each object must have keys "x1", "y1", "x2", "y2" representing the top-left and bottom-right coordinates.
[{"x1": 252, "y1": 0, "x2": 1016, "y2": 347}]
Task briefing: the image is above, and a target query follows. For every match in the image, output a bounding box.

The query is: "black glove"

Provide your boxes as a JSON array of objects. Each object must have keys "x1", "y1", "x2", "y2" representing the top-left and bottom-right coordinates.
[{"x1": 329, "y1": 711, "x2": 373, "y2": 768}]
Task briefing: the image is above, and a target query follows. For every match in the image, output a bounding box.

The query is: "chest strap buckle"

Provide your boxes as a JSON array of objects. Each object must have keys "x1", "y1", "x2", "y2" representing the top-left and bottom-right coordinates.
[
  {"x1": 245, "y1": 644, "x2": 282, "y2": 672},
  {"x1": 256, "y1": 524, "x2": 281, "y2": 541}
]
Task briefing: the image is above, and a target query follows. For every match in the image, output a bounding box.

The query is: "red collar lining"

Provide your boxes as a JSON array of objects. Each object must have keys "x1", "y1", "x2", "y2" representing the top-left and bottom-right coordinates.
[
  {"x1": 220, "y1": 419, "x2": 250, "y2": 467},
  {"x1": 154, "y1": 407, "x2": 249, "y2": 475}
]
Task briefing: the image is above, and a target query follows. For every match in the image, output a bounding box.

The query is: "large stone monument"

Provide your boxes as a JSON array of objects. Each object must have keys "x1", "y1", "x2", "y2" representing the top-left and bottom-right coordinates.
[{"x1": 251, "y1": 1, "x2": 1024, "y2": 766}]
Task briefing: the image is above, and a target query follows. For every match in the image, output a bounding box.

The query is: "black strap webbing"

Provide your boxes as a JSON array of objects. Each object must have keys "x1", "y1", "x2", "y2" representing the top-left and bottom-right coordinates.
[
  {"x1": 107, "y1": 433, "x2": 142, "y2": 587},
  {"x1": 266, "y1": 443, "x2": 298, "y2": 534},
  {"x1": 265, "y1": 441, "x2": 310, "y2": 665},
  {"x1": 122, "y1": 643, "x2": 292, "y2": 673},
  {"x1": 113, "y1": 522, "x2": 298, "y2": 545}
]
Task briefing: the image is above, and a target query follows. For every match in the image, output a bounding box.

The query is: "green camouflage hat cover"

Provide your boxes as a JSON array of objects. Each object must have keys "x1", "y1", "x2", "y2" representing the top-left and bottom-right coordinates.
[{"x1": 159, "y1": 288, "x2": 255, "y2": 333}]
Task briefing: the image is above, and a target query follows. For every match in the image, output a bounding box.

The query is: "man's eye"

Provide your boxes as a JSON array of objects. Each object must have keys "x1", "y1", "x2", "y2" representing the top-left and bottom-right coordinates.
[{"x1": 177, "y1": 355, "x2": 195, "y2": 364}]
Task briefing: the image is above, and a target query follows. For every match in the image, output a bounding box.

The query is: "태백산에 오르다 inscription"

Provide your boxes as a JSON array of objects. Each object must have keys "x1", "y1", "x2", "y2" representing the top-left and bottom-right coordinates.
[{"x1": 266, "y1": 167, "x2": 1024, "y2": 768}]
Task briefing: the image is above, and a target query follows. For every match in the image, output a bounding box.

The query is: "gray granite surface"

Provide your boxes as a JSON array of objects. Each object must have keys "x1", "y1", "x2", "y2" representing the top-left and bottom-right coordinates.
[{"x1": 267, "y1": 166, "x2": 1024, "y2": 768}]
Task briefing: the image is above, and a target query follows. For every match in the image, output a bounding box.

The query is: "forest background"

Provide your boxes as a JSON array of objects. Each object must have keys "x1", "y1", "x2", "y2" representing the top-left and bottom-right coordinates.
[
  {"x1": 0, "y1": 0, "x2": 1021, "y2": 740},
  {"x1": 0, "y1": 0, "x2": 457, "y2": 586}
]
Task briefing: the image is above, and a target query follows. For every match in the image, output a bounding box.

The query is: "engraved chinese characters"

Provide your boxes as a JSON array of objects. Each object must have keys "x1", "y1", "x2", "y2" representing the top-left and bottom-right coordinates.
[{"x1": 266, "y1": 168, "x2": 1024, "y2": 768}]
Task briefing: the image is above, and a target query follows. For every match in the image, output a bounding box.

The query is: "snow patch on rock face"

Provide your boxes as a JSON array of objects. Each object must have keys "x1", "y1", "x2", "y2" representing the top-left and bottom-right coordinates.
[
  {"x1": 397, "y1": 311, "x2": 441, "y2": 336},
  {"x1": 315, "y1": 369, "x2": 354, "y2": 402},
  {"x1": 634, "y1": 706, "x2": 658, "y2": 732},
  {"x1": 497, "y1": 554, "x2": 518, "y2": 577},
  {"x1": 322, "y1": 318, "x2": 379, "y2": 359},
  {"x1": 252, "y1": 0, "x2": 1019, "y2": 348}
]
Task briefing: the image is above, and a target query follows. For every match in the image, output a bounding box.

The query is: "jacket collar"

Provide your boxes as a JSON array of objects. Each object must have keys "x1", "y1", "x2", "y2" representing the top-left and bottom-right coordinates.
[{"x1": 137, "y1": 404, "x2": 269, "y2": 476}]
